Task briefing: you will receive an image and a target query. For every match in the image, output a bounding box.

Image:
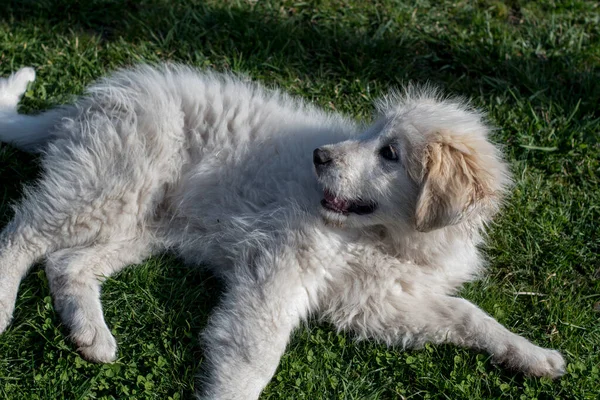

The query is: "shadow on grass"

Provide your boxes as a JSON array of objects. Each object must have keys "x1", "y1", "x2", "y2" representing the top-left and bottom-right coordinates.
[{"x1": 4, "y1": 0, "x2": 600, "y2": 118}]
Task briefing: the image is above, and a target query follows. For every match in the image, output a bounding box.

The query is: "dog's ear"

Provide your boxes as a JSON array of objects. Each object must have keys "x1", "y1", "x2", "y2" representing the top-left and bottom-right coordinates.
[{"x1": 414, "y1": 137, "x2": 495, "y2": 232}]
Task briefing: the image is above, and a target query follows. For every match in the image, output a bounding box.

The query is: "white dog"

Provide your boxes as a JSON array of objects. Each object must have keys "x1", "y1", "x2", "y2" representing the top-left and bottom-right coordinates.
[{"x1": 0, "y1": 65, "x2": 565, "y2": 399}]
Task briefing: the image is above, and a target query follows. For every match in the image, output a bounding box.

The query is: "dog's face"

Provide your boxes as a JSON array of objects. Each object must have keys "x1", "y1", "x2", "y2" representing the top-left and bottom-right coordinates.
[
  {"x1": 314, "y1": 89, "x2": 510, "y2": 232},
  {"x1": 313, "y1": 119, "x2": 417, "y2": 229}
]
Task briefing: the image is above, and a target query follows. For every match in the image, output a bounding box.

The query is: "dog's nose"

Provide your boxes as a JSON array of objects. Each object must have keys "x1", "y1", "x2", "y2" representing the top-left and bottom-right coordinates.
[{"x1": 313, "y1": 148, "x2": 332, "y2": 167}]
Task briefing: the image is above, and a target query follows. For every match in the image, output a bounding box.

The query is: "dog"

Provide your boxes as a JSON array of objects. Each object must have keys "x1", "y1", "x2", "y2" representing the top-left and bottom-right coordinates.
[{"x1": 0, "y1": 65, "x2": 565, "y2": 399}]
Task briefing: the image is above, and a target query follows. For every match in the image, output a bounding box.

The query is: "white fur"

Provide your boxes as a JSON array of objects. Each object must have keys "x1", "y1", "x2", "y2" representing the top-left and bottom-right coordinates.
[{"x1": 0, "y1": 65, "x2": 565, "y2": 399}]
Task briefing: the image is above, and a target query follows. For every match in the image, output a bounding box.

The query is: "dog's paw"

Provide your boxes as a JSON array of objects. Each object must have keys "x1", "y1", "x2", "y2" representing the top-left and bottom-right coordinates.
[
  {"x1": 524, "y1": 347, "x2": 566, "y2": 379},
  {"x1": 72, "y1": 323, "x2": 118, "y2": 363},
  {"x1": 498, "y1": 341, "x2": 566, "y2": 379},
  {"x1": 0, "y1": 67, "x2": 36, "y2": 110}
]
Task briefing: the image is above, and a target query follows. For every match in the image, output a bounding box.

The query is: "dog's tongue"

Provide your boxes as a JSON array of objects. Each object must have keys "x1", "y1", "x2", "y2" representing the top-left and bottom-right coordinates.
[{"x1": 324, "y1": 190, "x2": 348, "y2": 211}]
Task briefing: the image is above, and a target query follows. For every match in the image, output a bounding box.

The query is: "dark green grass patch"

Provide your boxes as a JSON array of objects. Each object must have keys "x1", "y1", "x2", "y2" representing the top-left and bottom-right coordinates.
[{"x1": 1, "y1": 0, "x2": 598, "y2": 399}]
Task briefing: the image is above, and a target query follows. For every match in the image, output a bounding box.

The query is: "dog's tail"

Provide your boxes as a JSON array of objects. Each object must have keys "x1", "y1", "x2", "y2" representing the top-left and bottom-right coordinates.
[{"x1": 0, "y1": 67, "x2": 65, "y2": 153}]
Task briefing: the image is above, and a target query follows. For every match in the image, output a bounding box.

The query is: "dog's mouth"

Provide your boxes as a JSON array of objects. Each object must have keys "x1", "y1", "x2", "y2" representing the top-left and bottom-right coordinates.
[{"x1": 320, "y1": 189, "x2": 378, "y2": 215}]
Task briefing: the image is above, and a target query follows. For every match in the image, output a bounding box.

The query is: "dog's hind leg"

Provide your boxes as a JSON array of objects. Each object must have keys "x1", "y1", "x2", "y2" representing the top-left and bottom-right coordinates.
[
  {"x1": 45, "y1": 239, "x2": 152, "y2": 362},
  {"x1": 0, "y1": 178, "x2": 145, "y2": 335},
  {"x1": 1, "y1": 94, "x2": 173, "y2": 340},
  {"x1": 0, "y1": 221, "x2": 51, "y2": 333}
]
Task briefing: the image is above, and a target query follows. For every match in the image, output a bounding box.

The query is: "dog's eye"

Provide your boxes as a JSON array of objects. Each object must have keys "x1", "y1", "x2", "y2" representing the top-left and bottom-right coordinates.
[{"x1": 379, "y1": 144, "x2": 399, "y2": 161}]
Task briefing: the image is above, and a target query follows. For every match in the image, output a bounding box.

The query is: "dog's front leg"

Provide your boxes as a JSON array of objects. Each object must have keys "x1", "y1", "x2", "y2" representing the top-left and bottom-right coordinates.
[
  {"x1": 329, "y1": 288, "x2": 565, "y2": 378},
  {"x1": 421, "y1": 295, "x2": 566, "y2": 378},
  {"x1": 199, "y1": 250, "x2": 318, "y2": 400}
]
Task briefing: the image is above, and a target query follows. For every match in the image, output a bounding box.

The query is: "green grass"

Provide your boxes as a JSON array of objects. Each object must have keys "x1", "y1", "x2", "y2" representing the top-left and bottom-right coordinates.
[{"x1": 1, "y1": 0, "x2": 599, "y2": 398}]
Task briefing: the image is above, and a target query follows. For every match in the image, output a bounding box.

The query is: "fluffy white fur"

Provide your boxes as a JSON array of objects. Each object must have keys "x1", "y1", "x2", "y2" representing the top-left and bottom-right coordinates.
[{"x1": 0, "y1": 65, "x2": 564, "y2": 399}]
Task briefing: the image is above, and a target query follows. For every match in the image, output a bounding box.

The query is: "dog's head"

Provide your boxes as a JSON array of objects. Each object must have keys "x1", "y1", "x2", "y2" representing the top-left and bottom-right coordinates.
[{"x1": 314, "y1": 86, "x2": 511, "y2": 232}]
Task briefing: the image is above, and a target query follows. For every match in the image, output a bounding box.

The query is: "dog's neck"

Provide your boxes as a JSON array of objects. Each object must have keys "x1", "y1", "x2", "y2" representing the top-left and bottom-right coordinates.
[{"x1": 372, "y1": 219, "x2": 486, "y2": 267}]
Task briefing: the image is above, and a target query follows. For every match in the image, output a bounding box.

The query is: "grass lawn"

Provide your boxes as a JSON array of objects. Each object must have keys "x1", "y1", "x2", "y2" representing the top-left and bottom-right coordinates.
[{"x1": 1, "y1": 0, "x2": 599, "y2": 398}]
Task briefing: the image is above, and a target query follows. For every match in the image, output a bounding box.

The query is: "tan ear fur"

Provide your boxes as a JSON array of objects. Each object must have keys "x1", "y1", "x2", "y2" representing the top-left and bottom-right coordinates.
[{"x1": 415, "y1": 139, "x2": 492, "y2": 232}]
